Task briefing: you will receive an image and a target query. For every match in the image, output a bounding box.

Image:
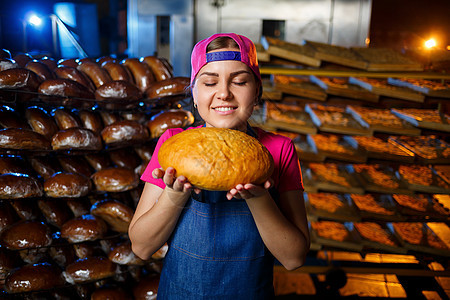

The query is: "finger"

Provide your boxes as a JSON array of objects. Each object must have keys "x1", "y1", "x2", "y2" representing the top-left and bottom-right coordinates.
[
  {"x1": 163, "y1": 167, "x2": 176, "y2": 186},
  {"x1": 172, "y1": 176, "x2": 187, "y2": 191},
  {"x1": 194, "y1": 188, "x2": 201, "y2": 194},
  {"x1": 152, "y1": 168, "x2": 164, "y2": 179}
]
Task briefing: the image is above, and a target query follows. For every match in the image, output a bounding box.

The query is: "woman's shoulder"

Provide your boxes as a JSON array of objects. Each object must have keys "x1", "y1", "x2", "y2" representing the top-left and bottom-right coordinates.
[
  {"x1": 254, "y1": 127, "x2": 293, "y2": 146},
  {"x1": 162, "y1": 125, "x2": 203, "y2": 138}
]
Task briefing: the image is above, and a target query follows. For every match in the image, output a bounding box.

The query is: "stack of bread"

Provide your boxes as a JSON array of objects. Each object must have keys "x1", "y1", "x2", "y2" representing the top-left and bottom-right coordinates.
[{"x1": 0, "y1": 50, "x2": 189, "y2": 298}]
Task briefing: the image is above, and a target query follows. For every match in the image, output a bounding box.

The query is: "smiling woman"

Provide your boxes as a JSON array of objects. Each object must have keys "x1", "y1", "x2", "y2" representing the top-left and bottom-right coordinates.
[{"x1": 129, "y1": 33, "x2": 310, "y2": 299}]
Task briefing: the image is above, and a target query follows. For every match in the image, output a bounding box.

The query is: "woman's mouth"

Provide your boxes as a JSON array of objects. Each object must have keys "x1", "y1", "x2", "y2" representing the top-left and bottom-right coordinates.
[{"x1": 213, "y1": 106, "x2": 237, "y2": 112}]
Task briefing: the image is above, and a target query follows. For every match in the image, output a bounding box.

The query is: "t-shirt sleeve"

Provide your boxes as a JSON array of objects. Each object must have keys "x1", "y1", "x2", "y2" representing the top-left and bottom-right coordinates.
[
  {"x1": 140, "y1": 129, "x2": 179, "y2": 189},
  {"x1": 277, "y1": 139, "x2": 304, "y2": 194}
]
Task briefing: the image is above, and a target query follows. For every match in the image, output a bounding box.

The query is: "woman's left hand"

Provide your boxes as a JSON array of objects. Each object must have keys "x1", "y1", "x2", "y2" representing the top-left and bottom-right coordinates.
[{"x1": 226, "y1": 179, "x2": 273, "y2": 200}]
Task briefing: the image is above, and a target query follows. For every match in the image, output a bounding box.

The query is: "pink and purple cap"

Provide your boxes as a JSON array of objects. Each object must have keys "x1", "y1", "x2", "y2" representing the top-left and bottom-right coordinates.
[{"x1": 190, "y1": 33, "x2": 261, "y2": 86}]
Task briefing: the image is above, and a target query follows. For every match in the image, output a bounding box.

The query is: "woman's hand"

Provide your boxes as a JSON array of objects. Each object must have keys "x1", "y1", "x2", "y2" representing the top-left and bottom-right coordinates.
[{"x1": 226, "y1": 179, "x2": 273, "y2": 200}]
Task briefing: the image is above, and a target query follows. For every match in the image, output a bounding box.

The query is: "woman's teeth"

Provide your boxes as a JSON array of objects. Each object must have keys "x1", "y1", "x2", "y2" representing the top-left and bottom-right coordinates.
[{"x1": 214, "y1": 107, "x2": 235, "y2": 111}]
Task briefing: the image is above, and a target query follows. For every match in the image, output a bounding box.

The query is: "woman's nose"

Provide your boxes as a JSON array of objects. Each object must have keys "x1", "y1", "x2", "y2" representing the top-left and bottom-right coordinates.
[{"x1": 216, "y1": 81, "x2": 232, "y2": 100}]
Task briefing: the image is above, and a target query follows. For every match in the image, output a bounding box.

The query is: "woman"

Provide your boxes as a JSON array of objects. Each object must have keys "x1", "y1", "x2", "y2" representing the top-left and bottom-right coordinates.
[{"x1": 129, "y1": 33, "x2": 310, "y2": 299}]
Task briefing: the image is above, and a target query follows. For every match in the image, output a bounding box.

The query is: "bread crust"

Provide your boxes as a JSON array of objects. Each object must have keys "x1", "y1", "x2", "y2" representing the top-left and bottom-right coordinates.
[{"x1": 158, "y1": 127, "x2": 274, "y2": 191}]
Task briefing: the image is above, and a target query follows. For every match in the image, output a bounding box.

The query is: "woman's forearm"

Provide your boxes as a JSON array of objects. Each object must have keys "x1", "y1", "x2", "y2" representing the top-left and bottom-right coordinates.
[
  {"x1": 245, "y1": 192, "x2": 310, "y2": 270},
  {"x1": 129, "y1": 188, "x2": 188, "y2": 260}
]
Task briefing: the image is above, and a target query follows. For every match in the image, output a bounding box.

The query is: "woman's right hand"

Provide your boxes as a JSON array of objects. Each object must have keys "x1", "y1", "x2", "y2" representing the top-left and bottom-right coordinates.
[{"x1": 152, "y1": 167, "x2": 200, "y2": 206}]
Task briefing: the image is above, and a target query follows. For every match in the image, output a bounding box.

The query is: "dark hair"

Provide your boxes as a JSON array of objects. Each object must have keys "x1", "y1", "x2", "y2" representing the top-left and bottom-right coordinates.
[{"x1": 206, "y1": 37, "x2": 239, "y2": 52}]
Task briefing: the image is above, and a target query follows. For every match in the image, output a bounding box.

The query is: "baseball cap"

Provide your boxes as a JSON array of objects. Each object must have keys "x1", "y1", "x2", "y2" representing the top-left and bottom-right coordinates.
[{"x1": 190, "y1": 33, "x2": 261, "y2": 86}]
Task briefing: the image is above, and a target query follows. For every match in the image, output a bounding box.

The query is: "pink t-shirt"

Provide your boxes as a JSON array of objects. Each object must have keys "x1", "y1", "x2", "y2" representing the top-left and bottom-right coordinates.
[{"x1": 140, "y1": 126, "x2": 303, "y2": 193}]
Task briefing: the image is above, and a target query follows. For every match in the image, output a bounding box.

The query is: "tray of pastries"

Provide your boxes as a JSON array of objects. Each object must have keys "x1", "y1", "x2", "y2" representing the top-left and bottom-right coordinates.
[
  {"x1": 350, "y1": 164, "x2": 412, "y2": 195},
  {"x1": 350, "y1": 48, "x2": 424, "y2": 72},
  {"x1": 388, "y1": 78, "x2": 450, "y2": 98},
  {"x1": 397, "y1": 165, "x2": 450, "y2": 194},
  {"x1": 306, "y1": 162, "x2": 364, "y2": 194},
  {"x1": 292, "y1": 134, "x2": 325, "y2": 162},
  {"x1": 300, "y1": 164, "x2": 318, "y2": 193},
  {"x1": 353, "y1": 222, "x2": 407, "y2": 254},
  {"x1": 345, "y1": 136, "x2": 415, "y2": 163},
  {"x1": 349, "y1": 77, "x2": 425, "y2": 102},
  {"x1": 272, "y1": 75, "x2": 327, "y2": 101},
  {"x1": 389, "y1": 135, "x2": 450, "y2": 164},
  {"x1": 305, "y1": 103, "x2": 371, "y2": 136},
  {"x1": 261, "y1": 36, "x2": 321, "y2": 67},
  {"x1": 265, "y1": 102, "x2": 318, "y2": 134},
  {"x1": 347, "y1": 105, "x2": 421, "y2": 136},
  {"x1": 304, "y1": 40, "x2": 368, "y2": 69},
  {"x1": 391, "y1": 222, "x2": 450, "y2": 257},
  {"x1": 347, "y1": 193, "x2": 404, "y2": 221},
  {"x1": 309, "y1": 220, "x2": 363, "y2": 251},
  {"x1": 392, "y1": 194, "x2": 449, "y2": 220},
  {"x1": 305, "y1": 192, "x2": 360, "y2": 222},
  {"x1": 391, "y1": 108, "x2": 450, "y2": 133},
  {"x1": 308, "y1": 133, "x2": 366, "y2": 163},
  {"x1": 310, "y1": 76, "x2": 379, "y2": 103},
  {"x1": 261, "y1": 79, "x2": 283, "y2": 101}
]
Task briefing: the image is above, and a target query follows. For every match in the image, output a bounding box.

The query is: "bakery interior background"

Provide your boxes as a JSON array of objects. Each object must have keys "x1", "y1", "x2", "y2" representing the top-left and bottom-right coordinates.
[{"x1": 0, "y1": 0, "x2": 449, "y2": 70}]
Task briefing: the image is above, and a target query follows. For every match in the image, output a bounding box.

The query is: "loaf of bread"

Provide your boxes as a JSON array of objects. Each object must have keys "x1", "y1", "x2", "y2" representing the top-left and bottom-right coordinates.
[
  {"x1": 121, "y1": 58, "x2": 155, "y2": 92},
  {"x1": 63, "y1": 256, "x2": 117, "y2": 284},
  {"x1": 0, "y1": 106, "x2": 30, "y2": 129},
  {"x1": 101, "y1": 120, "x2": 149, "y2": 145},
  {"x1": 109, "y1": 148, "x2": 141, "y2": 169},
  {"x1": 77, "y1": 60, "x2": 112, "y2": 88},
  {"x1": 12, "y1": 53, "x2": 33, "y2": 67},
  {"x1": 101, "y1": 60, "x2": 133, "y2": 82},
  {"x1": 58, "y1": 156, "x2": 93, "y2": 177},
  {"x1": 39, "y1": 56, "x2": 58, "y2": 71},
  {"x1": 142, "y1": 56, "x2": 172, "y2": 81},
  {"x1": 108, "y1": 241, "x2": 145, "y2": 265},
  {"x1": 147, "y1": 109, "x2": 194, "y2": 138},
  {"x1": 25, "y1": 106, "x2": 59, "y2": 140},
  {"x1": 5, "y1": 262, "x2": 64, "y2": 293},
  {"x1": 90, "y1": 199, "x2": 134, "y2": 233},
  {"x1": 79, "y1": 110, "x2": 104, "y2": 134},
  {"x1": 25, "y1": 60, "x2": 54, "y2": 81},
  {"x1": 54, "y1": 66, "x2": 96, "y2": 91},
  {"x1": 1, "y1": 220, "x2": 52, "y2": 250},
  {"x1": 38, "y1": 79, "x2": 95, "y2": 105},
  {"x1": 37, "y1": 199, "x2": 72, "y2": 228},
  {"x1": 91, "y1": 167, "x2": 139, "y2": 192},
  {"x1": 44, "y1": 172, "x2": 92, "y2": 198},
  {"x1": 158, "y1": 127, "x2": 274, "y2": 191},
  {"x1": 0, "y1": 58, "x2": 18, "y2": 71},
  {"x1": 133, "y1": 274, "x2": 159, "y2": 300},
  {"x1": 53, "y1": 108, "x2": 81, "y2": 130},
  {"x1": 61, "y1": 214, "x2": 107, "y2": 243},
  {"x1": 0, "y1": 173, "x2": 43, "y2": 199},
  {"x1": 0, "y1": 68, "x2": 41, "y2": 91},
  {"x1": 51, "y1": 127, "x2": 103, "y2": 151},
  {"x1": 28, "y1": 156, "x2": 62, "y2": 179},
  {"x1": 145, "y1": 77, "x2": 190, "y2": 99},
  {"x1": 0, "y1": 128, "x2": 51, "y2": 150},
  {"x1": 94, "y1": 80, "x2": 142, "y2": 109}
]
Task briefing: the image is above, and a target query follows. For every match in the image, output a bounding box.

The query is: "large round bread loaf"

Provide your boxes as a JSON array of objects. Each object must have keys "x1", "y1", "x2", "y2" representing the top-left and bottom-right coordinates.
[{"x1": 158, "y1": 127, "x2": 274, "y2": 191}]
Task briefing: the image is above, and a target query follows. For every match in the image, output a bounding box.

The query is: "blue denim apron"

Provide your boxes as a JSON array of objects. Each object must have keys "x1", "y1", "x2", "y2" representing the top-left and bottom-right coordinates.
[{"x1": 157, "y1": 126, "x2": 276, "y2": 299}]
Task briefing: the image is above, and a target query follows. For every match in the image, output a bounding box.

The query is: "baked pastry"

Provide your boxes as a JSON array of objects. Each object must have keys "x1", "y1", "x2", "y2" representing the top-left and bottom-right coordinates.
[
  {"x1": 0, "y1": 201, "x2": 18, "y2": 233},
  {"x1": 101, "y1": 120, "x2": 149, "y2": 145},
  {"x1": 0, "y1": 155, "x2": 29, "y2": 175},
  {"x1": 133, "y1": 274, "x2": 159, "y2": 300},
  {"x1": 77, "y1": 60, "x2": 112, "y2": 88},
  {"x1": 58, "y1": 156, "x2": 93, "y2": 177},
  {"x1": 94, "y1": 80, "x2": 142, "y2": 109},
  {"x1": 158, "y1": 127, "x2": 274, "y2": 191},
  {"x1": 99, "y1": 111, "x2": 121, "y2": 126},
  {"x1": 61, "y1": 214, "x2": 107, "y2": 243},
  {"x1": 66, "y1": 198, "x2": 91, "y2": 217},
  {"x1": 63, "y1": 256, "x2": 117, "y2": 284},
  {"x1": 91, "y1": 167, "x2": 139, "y2": 192},
  {"x1": 9, "y1": 199, "x2": 40, "y2": 220},
  {"x1": 0, "y1": 128, "x2": 51, "y2": 150},
  {"x1": 44, "y1": 172, "x2": 92, "y2": 198},
  {"x1": 5, "y1": 262, "x2": 64, "y2": 293},
  {"x1": 79, "y1": 110, "x2": 104, "y2": 134},
  {"x1": 1, "y1": 220, "x2": 52, "y2": 250},
  {"x1": 101, "y1": 60, "x2": 133, "y2": 82},
  {"x1": 0, "y1": 106, "x2": 30, "y2": 129},
  {"x1": 38, "y1": 78, "x2": 95, "y2": 100},
  {"x1": 0, "y1": 58, "x2": 18, "y2": 71},
  {"x1": 39, "y1": 56, "x2": 58, "y2": 71},
  {"x1": 349, "y1": 194, "x2": 395, "y2": 216},
  {"x1": 310, "y1": 221, "x2": 351, "y2": 242},
  {"x1": 145, "y1": 77, "x2": 189, "y2": 99},
  {"x1": 0, "y1": 173, "x2": 43, "y2": 199},
  {"x1": 134, "y1": 144, "x2": 154, "y2": 162},
  {"x1": 109, "y1": 147, "x2": 141, "y2": 170},
  {"x1": 52, "y1": 108, "x2": 81, "y2": 130},
  {"x1": 57, "y1": 58, "x2": 79, "y2": 68},
  {"x1": 51, "y1": 127, "x2": 103, "y2": 151},
  {"x1": 0, "y1": 68, "x2": 41, "y2": 91},
  {"x1": 392, "y1": 222, "x2": 448, "y2": 250},
  {"x1": 307, "y1": 193, "x2": 345, "y2": 213},
  {"x1": 108, "y1": 241, "x2": 146, "y2": 265},
  {"x1": 146, "y1": 109, "x2": 194, "y2": 138},
  {"x1": 37, "y1": 199, "x2": 73, "y2": 228},
  {"x1": 84, "y1": 153, "x2": 113, "y2": 171},
  {"x1": 142, "y1": 56, "x2": 172, "y2": 81},
  {"x1": 354, "y1": 222, "x2": 398, "y2": 246},
  {"x1": 25, "y1": 60, "x2": 54, "y2": 81},
  {"x1": 121, "y1": 58, "x2": 155, "y2": 92},
  {"x1": 91, "y1": 199, "x2": 134, "y2": 233},
  {"x1": 25, "y1": 106, "x2": 59, "y2": 140},
  {"x1": 28, "y1": 156, "x2": 62, "y2": 180},
  {"x1": 54, "y1": 66, "x2": 96, "y2": 91}
]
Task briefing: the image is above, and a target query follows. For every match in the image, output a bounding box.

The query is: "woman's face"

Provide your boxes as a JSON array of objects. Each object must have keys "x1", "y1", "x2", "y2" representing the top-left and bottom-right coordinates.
[{"x1": 192, "y1": 48, "x2": 259, "y2": 132}]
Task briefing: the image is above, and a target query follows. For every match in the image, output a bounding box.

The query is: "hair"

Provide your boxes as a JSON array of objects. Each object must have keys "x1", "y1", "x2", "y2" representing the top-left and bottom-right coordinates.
[{"x1": 206, "y1": 36, "x2": 240, "y2": 52}]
